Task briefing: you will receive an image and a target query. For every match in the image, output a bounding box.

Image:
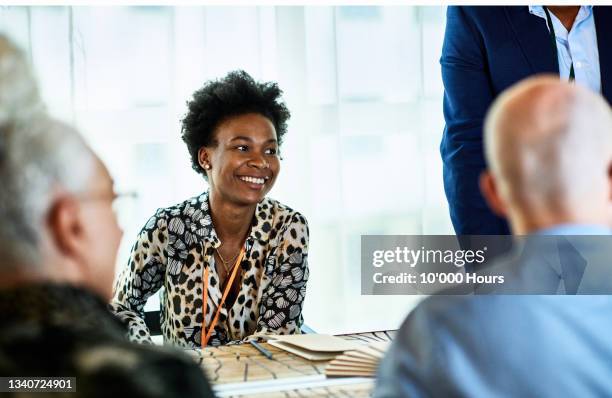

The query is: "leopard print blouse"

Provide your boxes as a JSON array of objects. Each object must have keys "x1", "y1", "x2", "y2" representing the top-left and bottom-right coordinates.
[{"x1": 109, "y1": 191, "x2": 309, "y2": 348}]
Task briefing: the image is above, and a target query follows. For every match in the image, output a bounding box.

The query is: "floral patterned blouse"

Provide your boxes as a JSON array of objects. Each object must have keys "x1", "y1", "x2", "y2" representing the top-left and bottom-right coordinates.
[{"x1": 110, "y1": 191, "x2": 309, "y2": 348}]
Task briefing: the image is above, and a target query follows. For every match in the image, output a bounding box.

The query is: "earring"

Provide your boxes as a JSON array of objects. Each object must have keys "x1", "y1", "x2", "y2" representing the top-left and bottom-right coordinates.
[{"x1": 204, "y1": 163, "x2": 211, "y2": 170}]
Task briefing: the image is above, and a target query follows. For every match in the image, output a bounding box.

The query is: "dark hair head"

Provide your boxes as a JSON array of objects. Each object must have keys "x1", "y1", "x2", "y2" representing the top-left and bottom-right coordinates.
[{"x1": 181, "y1": 70, "x2": 290, "y2": 177}]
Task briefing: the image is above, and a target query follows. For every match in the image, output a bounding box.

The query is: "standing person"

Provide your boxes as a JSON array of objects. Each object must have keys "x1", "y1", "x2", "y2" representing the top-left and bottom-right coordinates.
[
  {"x1": 111, "y1": 71, "x2": 310, "y2": 348},
  {"x1": 440, "y1": 6, "x2": 612, "y2": 235},
  {"x1": 375, "y1": 76, "x2": 612, "y2": 397}
]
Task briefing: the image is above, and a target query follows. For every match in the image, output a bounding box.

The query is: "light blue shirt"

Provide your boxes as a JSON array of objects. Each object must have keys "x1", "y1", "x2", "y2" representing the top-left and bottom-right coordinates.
[
  {"x1": 374, "y1": 222, "x2": 612, "y2": 396},
  {"x1": 531, "y1": 224, "x2": 611, "y2": 294},
  {"x1": 529, "y1": 6, "x2": 601, "y2": 94},
  {"x1": 534, "y1": 223, "x2": 612, "y2": 236},
  {"x1": 375, "y1": 294, "x2": 612, "y2": 397}
]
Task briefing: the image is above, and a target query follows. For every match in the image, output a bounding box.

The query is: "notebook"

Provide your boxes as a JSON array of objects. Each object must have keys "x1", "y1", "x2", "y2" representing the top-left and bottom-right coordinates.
[
  {"x1": 265, "y1": 334, "x2": 363, "y2": 361},
  {"x1": 325, "y1": 341, "x2": 391, "y2": 377}
]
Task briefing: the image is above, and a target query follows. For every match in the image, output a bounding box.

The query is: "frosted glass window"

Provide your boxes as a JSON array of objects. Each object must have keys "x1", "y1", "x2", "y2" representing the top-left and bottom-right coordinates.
[
  {"x1": 304, "y1": 7, "x2": 337, "y2": 105},
  {"x1": 30, "y1": 7, "x2": 72, "y2": 121},
  {"x1": 72, "y1": 7, "x2": 172, "y2": 111},
  {"x1": 203, "y1": 7, "x2": 262, "y2": 78},
  {"x1": 0, "y1": 5, "x2": 452, "y2": 333}
]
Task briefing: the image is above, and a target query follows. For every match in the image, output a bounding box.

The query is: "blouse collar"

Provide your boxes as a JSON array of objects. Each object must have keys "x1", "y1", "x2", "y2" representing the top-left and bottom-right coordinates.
[{"x1": 186, "y1": 191, "x2": 274, "y2": 248}]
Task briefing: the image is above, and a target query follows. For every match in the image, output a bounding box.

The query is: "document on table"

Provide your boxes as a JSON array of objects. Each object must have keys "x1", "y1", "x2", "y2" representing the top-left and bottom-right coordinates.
[
  {"x1": 265, "y1": 334, "x2": 364, "y2": 361},
  {"x1": 325, "y1": 341, "x2": 391, "y2": 377}
]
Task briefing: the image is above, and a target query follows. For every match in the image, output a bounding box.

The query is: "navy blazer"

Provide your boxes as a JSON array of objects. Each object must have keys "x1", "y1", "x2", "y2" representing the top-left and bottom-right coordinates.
[{"x1": 440, "y1": 6, "x2": 612, "y2": 235}]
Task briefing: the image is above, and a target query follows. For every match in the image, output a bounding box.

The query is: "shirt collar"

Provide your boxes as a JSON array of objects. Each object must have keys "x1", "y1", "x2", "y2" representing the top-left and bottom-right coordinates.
[
  {"x1": 185, "y1": 191, "x2": 219, "y2": 248},
  {"x1": 188, "y1": 191, "x2": 274, "y2": 248},
  {"x1": 532, "y1": 223, "x2": 612, "y2": 236},
  {"x1": 528, "y1": 6, "x2": 593, "y2": 31},
  {"x1": 528, "y1": 6, "x2": 546, "y2": 19}
]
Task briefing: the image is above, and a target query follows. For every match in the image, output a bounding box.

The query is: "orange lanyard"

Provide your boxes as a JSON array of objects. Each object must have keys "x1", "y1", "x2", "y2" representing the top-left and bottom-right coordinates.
[{"x1": 201, "y1": 246, "x2": 245, "y2": 347}]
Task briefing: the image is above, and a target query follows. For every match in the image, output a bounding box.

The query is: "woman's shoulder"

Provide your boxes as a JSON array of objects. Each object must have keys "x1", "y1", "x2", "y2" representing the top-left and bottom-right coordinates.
[
  {"x1": 141, "y1": 193, "x2": 210, "y2": 232},
  {"x1": 153, "y1": 193, "x2": 209, "y2": 220},
  {"x1": 260, "y1": 197, "x2": 308, "y2": 227}
]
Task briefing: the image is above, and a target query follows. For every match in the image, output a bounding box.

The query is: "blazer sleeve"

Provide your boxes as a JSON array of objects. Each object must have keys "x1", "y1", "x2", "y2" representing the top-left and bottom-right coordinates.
[
  {"x1": 440, "y1": 6, "x2": 510, "y2": 235},
  {"x1": 253, "y1": 212, "x2": 309, "y2": 337},
  {"x1": 109, "y1": 210, "x2": 169, "y2": 344}
]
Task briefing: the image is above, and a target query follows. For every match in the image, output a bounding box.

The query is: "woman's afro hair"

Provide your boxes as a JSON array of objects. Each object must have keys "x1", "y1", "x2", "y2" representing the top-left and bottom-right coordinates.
[{"x1": 181, "y1": 70, "x2": 290, "y2": 176}]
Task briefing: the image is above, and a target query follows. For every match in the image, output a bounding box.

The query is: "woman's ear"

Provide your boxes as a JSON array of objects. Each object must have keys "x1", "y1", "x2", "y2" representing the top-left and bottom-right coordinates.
[
  {"x1": 198, "y1": 147, "x2": 211, "y2": 171},
  {"x1": 480, "y1": 171, "x2": 507, "y2": 218}
]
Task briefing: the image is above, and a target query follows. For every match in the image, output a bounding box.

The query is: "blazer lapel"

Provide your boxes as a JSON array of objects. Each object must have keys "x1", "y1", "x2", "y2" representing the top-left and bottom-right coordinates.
[
  {"x1": 504, "y1": 6, "x2": 559, "y2": 75},
  {"x1": 595, "y1": 6, "x2": 612, "y2": 103}
]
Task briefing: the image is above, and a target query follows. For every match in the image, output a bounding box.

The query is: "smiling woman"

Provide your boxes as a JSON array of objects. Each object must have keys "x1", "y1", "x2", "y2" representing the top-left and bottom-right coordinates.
[{"x1": 109, "y1": 71, "x2": 310, "y2": 347}]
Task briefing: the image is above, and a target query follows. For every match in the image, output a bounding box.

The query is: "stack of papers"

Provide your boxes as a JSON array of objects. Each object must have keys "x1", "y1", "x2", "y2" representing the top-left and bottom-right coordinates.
[
  {"x1": 325, "y1": 341, "x2": 391, "y2": 377},
  {"x1": 266, "y1": 334, "x2": 363, "y2": 361},
  {"x1": 263, "y1": 334, "x2": 391, "y2": 378}
]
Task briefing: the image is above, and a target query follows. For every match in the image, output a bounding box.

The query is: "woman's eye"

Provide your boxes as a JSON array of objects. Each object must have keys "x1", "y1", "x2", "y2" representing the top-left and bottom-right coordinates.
[
  {"x1": 265, "y1": 148, "x2": 278, "y2": 155},
  {"x1": 236, "y1": 145, "x2": 248, "y2": 151}
]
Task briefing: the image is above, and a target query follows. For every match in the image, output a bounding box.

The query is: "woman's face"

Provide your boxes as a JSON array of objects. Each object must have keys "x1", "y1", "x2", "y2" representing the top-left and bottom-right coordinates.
[{"x1": 200, "y1": 113, "x2": 280, "y2": 206}]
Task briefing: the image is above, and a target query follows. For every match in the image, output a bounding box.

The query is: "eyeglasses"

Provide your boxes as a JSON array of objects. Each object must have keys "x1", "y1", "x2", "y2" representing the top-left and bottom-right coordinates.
[
  {"x1": 76, "y1": 190, "x2": 139, "y2": 231},
  {"x1": 76, "y1": 190, "x2": 138, "y2": 217},
  {"x1": 77, "y1": 190, "x2": 138, "y2": 207}
]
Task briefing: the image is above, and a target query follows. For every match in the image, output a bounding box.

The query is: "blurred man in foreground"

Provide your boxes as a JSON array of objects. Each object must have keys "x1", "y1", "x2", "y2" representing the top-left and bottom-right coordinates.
[
  {"x1": 0, "y1": 36, "x2": 214, "y2": 398},
  {"x1": 375, "y1": 76, "x2": 612, "y2": 397}
]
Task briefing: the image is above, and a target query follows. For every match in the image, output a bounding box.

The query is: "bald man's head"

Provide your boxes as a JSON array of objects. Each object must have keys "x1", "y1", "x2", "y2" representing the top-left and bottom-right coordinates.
[{"x1": 482, "y1": 75, "x2": 612, "y2": 234}]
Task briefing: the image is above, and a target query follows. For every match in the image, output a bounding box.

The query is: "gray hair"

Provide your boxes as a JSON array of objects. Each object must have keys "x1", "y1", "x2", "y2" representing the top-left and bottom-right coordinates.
[
  {"x1": 0, "y1": 34, "x2": 45, "y2": 126},
  {"x1": 0, "y1": 117, "x2": 96, "y2": 268},
  {"x1": 0, "y1": 34, "x2": 95, "y2": 268}
]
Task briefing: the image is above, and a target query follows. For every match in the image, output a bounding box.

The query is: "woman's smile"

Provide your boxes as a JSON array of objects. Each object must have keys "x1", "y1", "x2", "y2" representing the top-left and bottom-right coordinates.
[{"x1": 237, "y1": 174, "x2": 270, "y2": 190}]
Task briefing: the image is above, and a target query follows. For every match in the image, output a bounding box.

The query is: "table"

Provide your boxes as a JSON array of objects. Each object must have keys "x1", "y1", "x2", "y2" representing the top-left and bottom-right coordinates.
[{"x1": 186, "y1": 330, "x2": 396, "y2": 397}]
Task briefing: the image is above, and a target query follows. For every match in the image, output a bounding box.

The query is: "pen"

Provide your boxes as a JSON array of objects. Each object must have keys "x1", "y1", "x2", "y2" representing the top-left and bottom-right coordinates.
[{"x1": 250, "y1": 340, "x2": 273, "y2": 359}]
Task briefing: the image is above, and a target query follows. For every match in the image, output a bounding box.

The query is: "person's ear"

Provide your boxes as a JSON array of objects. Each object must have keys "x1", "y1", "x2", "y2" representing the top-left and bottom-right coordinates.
[
  {"x1": 47, "y1": 196, "x2": 87, "y2": 262},
  {"x1": 480, "y1": 171, "x2": 507, "y2": 217},
  {"x1": 198, "y1": 147, "x2": 212, "y2": 171}
]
